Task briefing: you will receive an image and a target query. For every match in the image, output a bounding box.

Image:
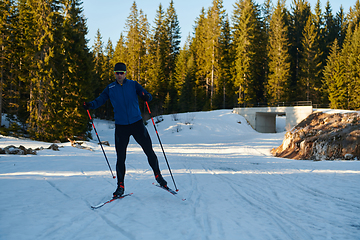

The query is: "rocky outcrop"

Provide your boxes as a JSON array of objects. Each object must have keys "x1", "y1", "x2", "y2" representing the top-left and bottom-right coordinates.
[{"x1": 271, "y1": 112, "x2": 360, "y2": 161}]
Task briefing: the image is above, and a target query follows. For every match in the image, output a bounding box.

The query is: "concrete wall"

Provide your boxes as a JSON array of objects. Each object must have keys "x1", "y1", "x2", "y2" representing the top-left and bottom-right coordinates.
[{"x1": 233, "y1": 106, "x2": 313, "y2": 133}]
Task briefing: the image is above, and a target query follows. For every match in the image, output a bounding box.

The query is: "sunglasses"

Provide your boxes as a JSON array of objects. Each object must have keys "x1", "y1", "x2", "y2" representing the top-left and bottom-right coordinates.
[{"x1": 114, "y1": 71, "x2": 126, "y2": 75}]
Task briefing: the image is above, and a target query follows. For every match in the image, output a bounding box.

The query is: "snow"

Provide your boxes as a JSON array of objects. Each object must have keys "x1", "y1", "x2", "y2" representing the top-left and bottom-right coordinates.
[{"x1": 1, "y1": 109, "x2": 360, "y2": 240}]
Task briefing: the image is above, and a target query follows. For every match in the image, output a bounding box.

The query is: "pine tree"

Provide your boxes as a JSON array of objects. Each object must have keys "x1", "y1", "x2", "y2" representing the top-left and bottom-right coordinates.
[{"x1": 266, "y1": 0, "x2": 291, "y2": 103}]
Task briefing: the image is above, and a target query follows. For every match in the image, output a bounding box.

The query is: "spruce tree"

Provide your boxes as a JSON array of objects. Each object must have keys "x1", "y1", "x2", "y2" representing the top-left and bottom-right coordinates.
[
  {"x1": 299, "y1": 15, "x2": 322, "y2": 102},
  {"x1": 217, "y1": 15, "x2": 235, "y2": 109},
  {"x1": 288, "y1": 0, "x2": 311, "y2": 101},
  {"x1": 192, "y1": 1, "x2": 227, "y2": 111},
  {"x1": 146, "y1": 4, "x2": 167, "y2": 111},
  {"x1": 0, "y1": 0, "x2": 32, "y2": 129},
  {"x1": 323, "y1": 39, "x2": 347, "y2": 109},
  {"x1": 164, "y1": 0, "x2": 181, "y2": 113},
  {"x1": 103, "y1": 39, "x2": 114, "y2": 119},
  {"x1": 335, "y1": 6, "x2": 347, "y2": 47},
  {"x1": 341, "y1": 24, "x2": 360, "y2": 109},
  {"x1": 322, "y1": 1, "x2": 337, "y2": 62},
  {"x1": 104, "y1": 39, "x2": 114, "y2": 84},
  {"x1": 92, "y1": 29, "x2": 108, "y2": 119},
  {"x1": 266, "y1": 0, "x2": 291, "y2": 103},
  {"x1": 174, "y1": 36, "x2": 196, "y2": 112},
  {"x1": 58, "y1": 0, "x2": 94, "y2": 140},
  {"x1": 125, "y1": 2, "x2": 147, "y2": 83},
  {"x1": 0, "y1": 0, "x2": 13, "y2": 127},
  {"x1": 138, "y1": 9, "x2": 149, "y2": 87},
  {"x1": 346, "y1": 0, "x2": 360, "y2": 33},
  {"x1": 232, "y1": 0, "x2": 264, "y2": 105},
  {"x1": 25, "y1": 0, "x2": 63, "y2": 141},
  {"x1": 113, "y1": 33, "x2": 127, "y2": 65},
  {"x1": 348, "y1": 24, "x2": 360, "y2": 109},
  {"x1": 192, "y1": 7, "x2": 208, "y2": 110},
  {"x1": 262, "y1": 0, "x2": 272, "y2": 93}
]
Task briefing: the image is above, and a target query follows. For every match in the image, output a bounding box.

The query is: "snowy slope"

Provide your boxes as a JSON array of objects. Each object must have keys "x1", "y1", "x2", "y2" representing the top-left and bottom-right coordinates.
[{"x1": 0, "y1": 110, "x2": 359, "y2": 240}]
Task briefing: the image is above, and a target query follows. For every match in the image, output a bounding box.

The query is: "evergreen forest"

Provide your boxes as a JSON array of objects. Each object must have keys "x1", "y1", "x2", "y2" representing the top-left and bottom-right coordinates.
[{"x1": 1, "y1": 0, "x2": 360, "y2": 142}]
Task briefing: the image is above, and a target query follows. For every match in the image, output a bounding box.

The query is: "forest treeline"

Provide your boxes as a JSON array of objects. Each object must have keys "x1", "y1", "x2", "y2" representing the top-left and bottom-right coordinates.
[{"x1": 1, "y1": 0, "x2": 359, "y2": 142}]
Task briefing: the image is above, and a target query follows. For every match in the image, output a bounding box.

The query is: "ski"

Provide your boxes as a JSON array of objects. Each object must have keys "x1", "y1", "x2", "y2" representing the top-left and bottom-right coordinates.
[
  {"x1": 153, "y1": 183, "x2": 186, "y2": 201},
  {"x1": 91, "y1": 193, "x2": 133, "y2": 209}
]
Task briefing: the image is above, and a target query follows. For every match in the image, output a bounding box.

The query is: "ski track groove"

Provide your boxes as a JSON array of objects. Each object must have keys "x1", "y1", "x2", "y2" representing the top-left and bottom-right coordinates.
[
  {"x1": 185, "y1": 160, "x2": 213, "y2": 240},
  {"x1": 290, "y1": 179, "x2": 360, "y2": 210},
  {"x1": 98, "y1": 213, "x2": 136, "y2": 240},
  {"x1": 201, "y1": 159, "x2": 314, "y2": 240},
  {"x1": 38, "y1": 210, "x2": 96, "y2": 239},
  {"x1": 218, "y1": 174, "x2": 312, "y2": 240},
  {"x1": 271, "y1": 169, "x2": 360, "y2": 227},
  {"x1": 45, "y1": 179, "x2": 71, "y2": 199}
]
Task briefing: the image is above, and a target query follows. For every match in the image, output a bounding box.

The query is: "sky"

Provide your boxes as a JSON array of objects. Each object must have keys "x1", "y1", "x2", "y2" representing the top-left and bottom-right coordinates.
[{"x1": 82, "y1": 0, "x2": 356, "y2": 49}]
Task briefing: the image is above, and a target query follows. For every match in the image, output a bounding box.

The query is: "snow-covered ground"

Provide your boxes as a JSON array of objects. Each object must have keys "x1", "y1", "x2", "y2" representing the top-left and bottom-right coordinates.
[{"x1": 0, "y1": 109, "x2": 359, "y2": 240}]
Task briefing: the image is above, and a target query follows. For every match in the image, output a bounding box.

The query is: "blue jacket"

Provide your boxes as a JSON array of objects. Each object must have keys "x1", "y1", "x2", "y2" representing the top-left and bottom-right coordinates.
[{"x1": 89, "y1": 79, "x2": 152, "y2": 125}]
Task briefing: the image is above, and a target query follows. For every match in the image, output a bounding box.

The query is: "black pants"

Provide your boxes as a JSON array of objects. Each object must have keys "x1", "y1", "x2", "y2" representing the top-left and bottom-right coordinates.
[{"x1": 115, "y1": 119, "x2": 160, "y2": 186}]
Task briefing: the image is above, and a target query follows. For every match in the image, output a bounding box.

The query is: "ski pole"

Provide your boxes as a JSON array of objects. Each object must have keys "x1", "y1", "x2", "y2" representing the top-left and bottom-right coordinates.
[
  {"x1": 86, "y1": 107, "x2": 116, "y2": 179},
  {"x1": 145, "y1": 101, "x2": 178, "y2": 192}
]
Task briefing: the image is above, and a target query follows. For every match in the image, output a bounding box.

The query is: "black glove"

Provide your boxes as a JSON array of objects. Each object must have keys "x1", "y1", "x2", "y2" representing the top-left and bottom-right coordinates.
[
  {"x1": 141, "y1": 93, "x2": 150, "y2": 102},
  {"x1": 83, "y1": 102, "x2": 92, "y2": 110}
]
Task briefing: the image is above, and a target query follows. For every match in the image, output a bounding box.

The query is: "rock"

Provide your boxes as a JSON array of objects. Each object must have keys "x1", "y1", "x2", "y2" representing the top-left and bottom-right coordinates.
[
  {"x1": 272, "y1": 112, "x2": 360, "y2": 161},
  {"x1": 0, "y1": 145, "x2": 37, "y2": 155},
  {"x1": 99, "y1": 141, "x2": 110, "y2": 146},
  {"x1": 47, "y1": 144, "x2": 60, "y2": 151}
]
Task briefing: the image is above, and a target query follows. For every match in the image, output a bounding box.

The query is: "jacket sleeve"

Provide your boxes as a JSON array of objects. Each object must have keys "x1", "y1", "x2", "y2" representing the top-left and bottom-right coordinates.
[
  {"x1": 89, "y1": 86, "x2": 110, "y2": 109},
  {"x1": 135, "y1": 82, "x2": 153, "y2": 101}
]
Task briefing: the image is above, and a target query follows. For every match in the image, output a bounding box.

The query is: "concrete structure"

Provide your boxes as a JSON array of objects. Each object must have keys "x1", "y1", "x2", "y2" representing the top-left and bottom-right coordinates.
[{"x1": 233, "y1": 106, "x2": 313, "y2": 133}]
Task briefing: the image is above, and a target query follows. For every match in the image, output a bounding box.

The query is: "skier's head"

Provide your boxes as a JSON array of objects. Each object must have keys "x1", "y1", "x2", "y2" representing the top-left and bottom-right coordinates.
[
  {"x1": 114, "y1": 63, "x2": 127, "y2": 84},
  {"x1": 114, "y1": 62, "x2": 126, "y2": 72}
]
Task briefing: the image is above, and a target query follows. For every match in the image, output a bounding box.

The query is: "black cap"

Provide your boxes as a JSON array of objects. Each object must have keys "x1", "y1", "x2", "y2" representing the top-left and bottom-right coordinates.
[{"x1": 114, "y1": 63, "x2": 126, "y2": 71}]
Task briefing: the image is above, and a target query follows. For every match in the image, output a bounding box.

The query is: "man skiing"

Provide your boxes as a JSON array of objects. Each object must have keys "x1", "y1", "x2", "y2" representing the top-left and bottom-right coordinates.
[{"x1": 83, "y1": 62, "x2": 167, "y2": 198}]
